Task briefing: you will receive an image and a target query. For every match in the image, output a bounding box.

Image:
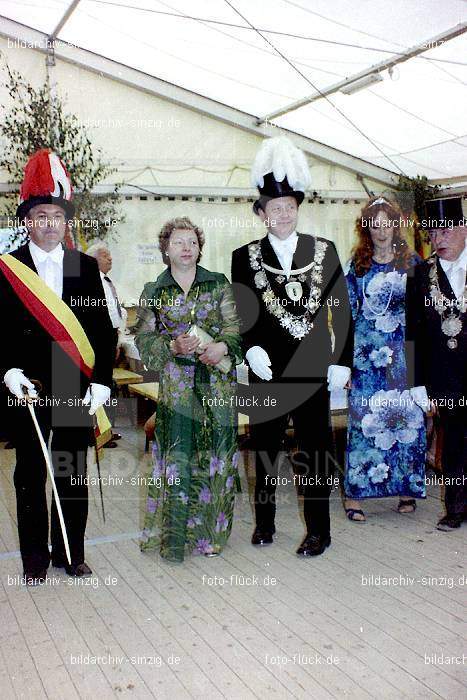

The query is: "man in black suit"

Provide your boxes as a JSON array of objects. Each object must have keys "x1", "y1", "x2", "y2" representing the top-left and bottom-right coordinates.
[
  {"x1": 0, "y1": 150, "x2": 115, "y2": 583},
  {"x1": 406, "y1": 197, "x2": 466, "y2": 531},
  {"x1": 231, "y1": 138, "x2": 353, "y2": 556}
]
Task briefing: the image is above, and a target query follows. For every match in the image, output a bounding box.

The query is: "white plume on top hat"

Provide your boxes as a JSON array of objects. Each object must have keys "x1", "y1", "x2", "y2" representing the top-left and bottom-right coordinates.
[{"x1": 251, "y1": 136, "x2": 311, "y2": 193}]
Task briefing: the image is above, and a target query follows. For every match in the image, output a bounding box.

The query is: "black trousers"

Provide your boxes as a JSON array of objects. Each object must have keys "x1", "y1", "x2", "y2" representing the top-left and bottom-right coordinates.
[
  {"x1": 439, "y1": 409, "x2": 466, "y2": 517},
  {"x1": 11, "y1": 401, "x2": 92, "y2": 571},
  {"x1": 248, "y1": 380, "x2": 335, "y2": 537}
]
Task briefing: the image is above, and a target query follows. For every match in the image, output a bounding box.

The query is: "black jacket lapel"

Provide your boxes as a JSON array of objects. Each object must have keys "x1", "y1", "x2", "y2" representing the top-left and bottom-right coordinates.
[
  {"x1": 291, "y1": 233, "x2": 314, "y2": 271},
  {"x1": 62, "y1": 249, "x2": 82, "y2": 303},
  {"x1": 260, "y1": 235, "x2": 283, "y2": 271},
  {"x1": 10, "y1": 243, "x2": 38, "y2": 274}
]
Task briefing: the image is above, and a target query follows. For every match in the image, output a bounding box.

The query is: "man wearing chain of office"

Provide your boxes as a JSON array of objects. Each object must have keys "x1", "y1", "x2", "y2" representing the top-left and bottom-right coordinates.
[
  {"x1": 406, "y1": 197, "x2": 466, "y2": 531},
  {"x1": 231, "y1": 137, "x2": 353, "y2": 556}
]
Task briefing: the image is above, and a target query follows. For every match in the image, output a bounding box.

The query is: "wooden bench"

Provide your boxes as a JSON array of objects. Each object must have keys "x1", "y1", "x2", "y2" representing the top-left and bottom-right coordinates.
[
  {"x1": 112, "y1": 368, "x2": 145, "y2": 424},
  {"x1": 128, "y1": 381, "x2": 159, "y2": 402},
  {"x1": 112, "y1": 368, "x2": 144, "y2": 387},
  {"x1": 129, "y1": 382, "x2": 159, "y2": 451}
]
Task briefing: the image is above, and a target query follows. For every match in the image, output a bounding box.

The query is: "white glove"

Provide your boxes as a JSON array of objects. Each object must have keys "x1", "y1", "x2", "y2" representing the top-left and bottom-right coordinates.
[
  {"x1": 327, "y1": 365, "x2": 351, "y2": 391},
  {"x1": 410, "y1": 386, "x2": 430, "y2": 412},
  {"x1": 82, "y1": 382, "x2": 111, "y2": 415},
  {"x1": 4, "y1": 368, "x2": 38, "y2": 400},
  {"x1": 246, "y1": 346, "x2": 272, "y2": 381}
]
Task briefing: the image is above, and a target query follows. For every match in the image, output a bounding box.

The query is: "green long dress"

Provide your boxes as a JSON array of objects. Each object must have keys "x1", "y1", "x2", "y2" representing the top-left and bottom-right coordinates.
[{"x1": 135, "y1": 265, "x2": 242, "y2": 562}]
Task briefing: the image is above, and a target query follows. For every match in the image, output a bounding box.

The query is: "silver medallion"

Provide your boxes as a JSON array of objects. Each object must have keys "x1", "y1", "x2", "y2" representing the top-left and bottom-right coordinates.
[
  {"x1": 447, "y1": 338, "x2": 458, "y2": 350},
  {"x1": 285, "y1": 281, "x2": 303, "y2": 301},
  {"x1": 441, "y1": 314, "x2": 462, "y2": 338}
]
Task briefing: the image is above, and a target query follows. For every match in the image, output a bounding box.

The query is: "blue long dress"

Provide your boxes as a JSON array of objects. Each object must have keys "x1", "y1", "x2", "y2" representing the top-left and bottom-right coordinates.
[{"x1": 344, "y1": 256, "x2": 426, "y2": 500}]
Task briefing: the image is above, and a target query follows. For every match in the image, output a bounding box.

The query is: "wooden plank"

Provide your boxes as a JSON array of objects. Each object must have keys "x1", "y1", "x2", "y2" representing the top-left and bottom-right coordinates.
[
  {"x1": 0, "y1": 598, "x2": 47, "y2": 698},
  {"x1": 98, "y1": 540, "x2": 259, "y2": 699},
  {"x1": 128, "y1": 382, "x2": 159, "y2": 401},
  {"x1": 113, "y1": 368, "x2": 144, "y2": 385},
  {"x1": 233, "y1": 520, "x2": 465, "y2": 697},
  {"x1": 30, "y1": 585, "x2": 117, "y2": 698}
]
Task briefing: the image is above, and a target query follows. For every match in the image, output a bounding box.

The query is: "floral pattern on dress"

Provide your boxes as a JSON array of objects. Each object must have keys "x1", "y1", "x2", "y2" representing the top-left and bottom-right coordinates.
[
  {"x1": 344, "y1": 258, "x2": 426, "y2": 499},
  {"x1": 135, "y1": 266, "x2": 242, "y2": 561}
]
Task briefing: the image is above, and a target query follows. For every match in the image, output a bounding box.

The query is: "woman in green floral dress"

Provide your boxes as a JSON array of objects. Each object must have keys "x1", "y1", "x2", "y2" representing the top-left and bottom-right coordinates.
[{"x1": 135, "y1": 217, "x2": 242, "y2": 562}]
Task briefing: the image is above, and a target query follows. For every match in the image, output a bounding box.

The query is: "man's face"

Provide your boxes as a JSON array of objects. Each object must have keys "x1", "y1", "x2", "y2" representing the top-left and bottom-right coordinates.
[
  {"x1": 429, "y1": 226, "x2": 466, "y2": 261},
  {"x1": 26, "y1": 204, "x2": 67, "y2": 252},
  {"x1": 96, "y1": 248, "x2": 112, "y2": 274},
  {"x1": 259, "y1": 196, "x2": 298, "y2": 239}
]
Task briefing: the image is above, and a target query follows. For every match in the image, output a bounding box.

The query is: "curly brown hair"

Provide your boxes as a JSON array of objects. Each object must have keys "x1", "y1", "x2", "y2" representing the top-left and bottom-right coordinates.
[
  {"x1": 351, "y1": 197, "x2": 413, "y2": 276},
  {"x1": 158, "y1": 217, "x2": 205, "y2": 265}
]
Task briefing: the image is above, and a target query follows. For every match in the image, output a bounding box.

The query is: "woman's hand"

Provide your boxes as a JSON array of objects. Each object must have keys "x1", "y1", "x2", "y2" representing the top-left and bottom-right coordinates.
[
  {"x1": 198, "y1": 342, "x2": 228, "y2": 366},
  {"x1": 171, "y1": 334, "x2": 200, "y2": 355}
]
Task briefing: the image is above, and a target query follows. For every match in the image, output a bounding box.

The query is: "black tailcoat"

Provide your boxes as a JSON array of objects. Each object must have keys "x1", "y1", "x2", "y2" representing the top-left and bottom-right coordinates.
[
  {"x1": 0, "y1": 244, "x2": 115, "y2": 405},
  {"x1": 405, "y1": 255, "x2": 466, "y2": 405},
  {"x1": 231, "y1": 233, "x2": 354, "y2": 536},
  {"x1": 406, "y1": 254, "x2": 466, "y2": 517},
  {"x1": 0, "y1": 243, "x2": 115, "y2": 570}
]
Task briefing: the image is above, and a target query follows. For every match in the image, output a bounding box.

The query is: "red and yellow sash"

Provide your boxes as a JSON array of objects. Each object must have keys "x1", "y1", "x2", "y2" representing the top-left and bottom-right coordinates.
[{"x1": 0, "y1": 253, "x2": 111, "y2": 448}]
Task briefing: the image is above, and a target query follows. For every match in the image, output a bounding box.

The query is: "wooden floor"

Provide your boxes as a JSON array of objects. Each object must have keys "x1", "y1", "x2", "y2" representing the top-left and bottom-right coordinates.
[{"x1": 0, "y1": 429, "x2": 465, "y2": 700}]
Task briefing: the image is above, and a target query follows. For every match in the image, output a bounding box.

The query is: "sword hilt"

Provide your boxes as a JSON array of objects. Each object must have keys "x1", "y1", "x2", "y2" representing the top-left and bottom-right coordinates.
[{"x1": 22, "y1": 379, "x2": 43, "y2": 402}]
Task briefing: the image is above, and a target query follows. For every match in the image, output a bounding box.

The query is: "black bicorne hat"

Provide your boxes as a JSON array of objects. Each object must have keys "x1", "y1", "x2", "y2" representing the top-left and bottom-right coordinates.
[
  {"x1": 253, "y1": 173, "x2": 305, "y2": 214},
  {"x1": 251, "y1": 137, "x2": 311, "y2": 215},
  {"x1": 422, "y1": 197, "x2": 466, "y2": 230}
]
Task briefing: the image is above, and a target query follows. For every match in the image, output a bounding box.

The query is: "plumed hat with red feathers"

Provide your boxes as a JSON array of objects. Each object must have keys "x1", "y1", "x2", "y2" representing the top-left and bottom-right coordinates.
[{"x1": 16, "y1": 149, "x2": 74, "y2": 221}]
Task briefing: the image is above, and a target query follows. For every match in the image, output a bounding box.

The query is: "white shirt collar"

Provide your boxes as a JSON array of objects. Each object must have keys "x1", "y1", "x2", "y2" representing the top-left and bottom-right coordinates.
[
  {"x1": 29, "y1": 240, "x2": 64, "y2": 264},
  {"x1": 268, "y1": 230, "x2": 298, "y2": 250}
]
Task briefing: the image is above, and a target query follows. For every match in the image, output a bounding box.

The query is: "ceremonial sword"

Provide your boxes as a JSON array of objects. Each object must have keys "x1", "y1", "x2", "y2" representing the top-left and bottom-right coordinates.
[
  {"x1": 90, "y1": 385, "x2": 106, "y2": 524},
  {"x1": 23, "y1": 382, "x2": 72, "y2": 566}
]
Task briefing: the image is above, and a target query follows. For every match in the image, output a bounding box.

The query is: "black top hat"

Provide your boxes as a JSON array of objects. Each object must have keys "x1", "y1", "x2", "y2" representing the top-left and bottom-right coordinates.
[
  {"x1": 422, "y1": 197, "x2": 466, "y2": 230},
  {"x1": 253, "y1": 173, "x2": 305, "y2": 214}
]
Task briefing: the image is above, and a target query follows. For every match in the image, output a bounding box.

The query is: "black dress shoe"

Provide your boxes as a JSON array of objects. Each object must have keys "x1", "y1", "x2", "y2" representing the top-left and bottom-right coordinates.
[
  {"x1": 65, "y1": 562, "x2": 93, "y2": 577},
  {"x1": 251, "y1": 526, "x2": 275, "y2": 546},
  {"x1": 112, "y1": 433, "x2": 122, "y2": 441},
  {"x1": 52, "y1": 555, "x2": 92, "y2": 576},
  {"x1": 104, "y1": 441, "x2": 118, "y2": 448},
  {"x1": 23, "y1": 569, "x2": 48, "y2": 585},
  {"x1": 437, "y1": 514, "x2": 463, "y2": 531},
  {"x1": 296, "y1": 533, "x2": 331, "y2": 556}
]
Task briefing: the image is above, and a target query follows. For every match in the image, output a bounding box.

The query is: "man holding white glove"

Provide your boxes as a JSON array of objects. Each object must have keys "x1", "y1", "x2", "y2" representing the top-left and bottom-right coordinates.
[
  {"x1": 4, "y1": 368, "x2": 38, "y2": 401},
  {"x1": 232, "y1": 137, "x2": 353, "y2": 557},
  {"x1": 0, "y1": 150, "x2": 114, "y2": 584}
]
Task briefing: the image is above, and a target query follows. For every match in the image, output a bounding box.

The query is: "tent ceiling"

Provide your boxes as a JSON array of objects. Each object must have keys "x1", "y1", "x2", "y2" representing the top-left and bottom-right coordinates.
[{"x1": 0, "y1": 0, "x2": 466, "y2": 181}]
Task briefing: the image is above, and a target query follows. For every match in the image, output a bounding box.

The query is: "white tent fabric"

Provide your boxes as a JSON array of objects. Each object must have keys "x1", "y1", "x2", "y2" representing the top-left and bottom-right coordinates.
[{"x1": 0, "y1": 0, "x2": 466, "y2": 180}]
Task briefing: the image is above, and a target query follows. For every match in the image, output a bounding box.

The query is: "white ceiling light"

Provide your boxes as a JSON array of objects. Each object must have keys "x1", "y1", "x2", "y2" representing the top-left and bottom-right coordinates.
[{"x1": 340, "y1": 73, "x2": 383, "y2": 95}]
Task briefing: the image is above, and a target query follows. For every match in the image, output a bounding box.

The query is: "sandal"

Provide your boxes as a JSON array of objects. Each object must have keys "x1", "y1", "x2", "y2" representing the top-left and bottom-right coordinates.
[
  {"x1": 397, "y1": 498, "x2": 416, "y2": 513},
  {"x1": 345, "y1": 508, "x2": 366, "y2": 522}
]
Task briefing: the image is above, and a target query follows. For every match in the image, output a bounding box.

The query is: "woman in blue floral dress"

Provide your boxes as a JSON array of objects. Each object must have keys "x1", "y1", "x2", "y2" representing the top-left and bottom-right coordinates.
[
  {"x1": 344, "y1": 197, "x2": 426, "y2": 521},
  {"x1": 135, "y1": 217, "x2": 242, "y2": 561}
]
